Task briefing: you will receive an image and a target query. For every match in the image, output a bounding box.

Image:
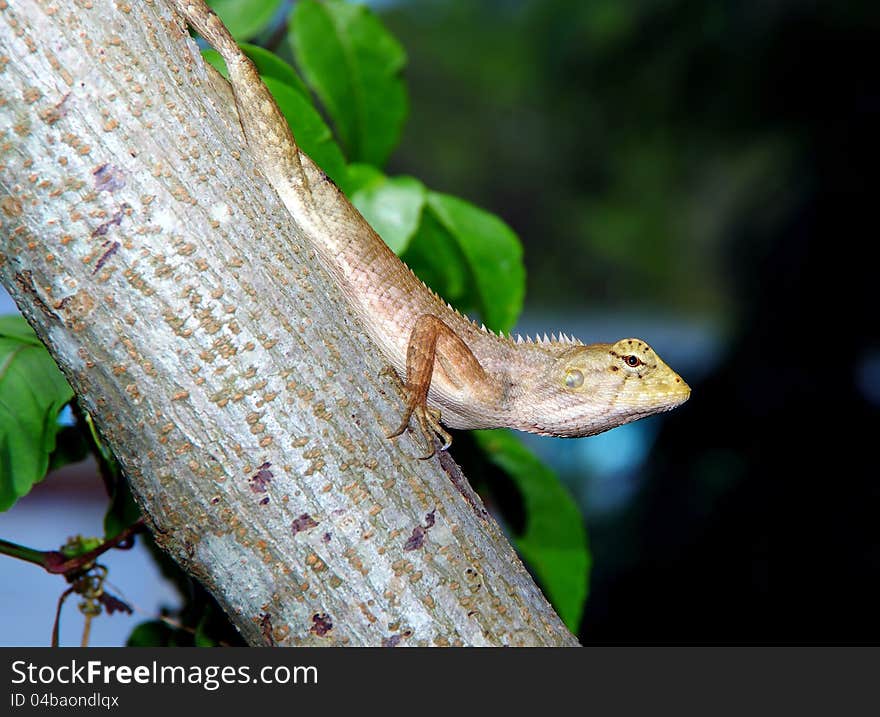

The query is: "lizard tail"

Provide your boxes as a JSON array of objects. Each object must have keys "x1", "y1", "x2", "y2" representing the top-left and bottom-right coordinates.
[
  {"x1": 176, "y1": 1, "x2": 239, "y2": 59},
  {"x1": 171, "y1": 0, "x2": 310, "y2": 198}
]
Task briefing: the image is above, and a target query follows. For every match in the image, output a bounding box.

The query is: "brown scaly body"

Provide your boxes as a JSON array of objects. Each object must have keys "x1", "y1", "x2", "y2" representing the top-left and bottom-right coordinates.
[{"x1": 171, "y1": 1, "x2": 690, "y2": 454}]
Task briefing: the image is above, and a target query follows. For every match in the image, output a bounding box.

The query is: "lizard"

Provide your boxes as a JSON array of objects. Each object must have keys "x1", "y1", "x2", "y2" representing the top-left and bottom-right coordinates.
[{"x1": 170, "y1": 0, "x2": 691, "y2": 457}]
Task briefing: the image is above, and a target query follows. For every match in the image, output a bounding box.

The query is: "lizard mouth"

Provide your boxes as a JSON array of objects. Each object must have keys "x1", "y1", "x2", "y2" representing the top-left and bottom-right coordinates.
[
  {"x1": 671, "y1": 377, "x2": 691, "y2": 404},
  {"x1": 657, "y1": 385, "x2": 691, "y2": 413},
  {"x1": 654, "y1": 371, "x2": 691, "y2": 409}
]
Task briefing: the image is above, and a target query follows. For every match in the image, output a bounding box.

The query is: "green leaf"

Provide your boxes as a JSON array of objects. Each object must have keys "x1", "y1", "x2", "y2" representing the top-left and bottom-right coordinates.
[
  {"x1": 344, "y1": 162, "x2": 384, "y2": 195},
  {"x1": 290, "y1": 0, "x2": 408, "y2": 166},
  {"x1": 194, "y1": 606, "x2": 220, "y2": 647},
  {"x1": 426, "y1": 192, "x2": 525, "y2": 333},
  {"x1": 0, "y1": 315, "x2": 42, "y2": 345},
  {"x1": 240, "y1": 43, "x2": 309, "y2": 96},
  {"x1": 474, "y1": 430, "x2": 590, "y2": 633},
  {"x1": 0, "y1": 315, "x2": 74, "y2": 512},
  {"x1": 208, "y1": 0, "x2": 282, "y2": 41},
  {"x1": 201, "y1": 49, "x2": 348, "y2": 189},
  {"x1": 204, "y1": 44, "x2": 310, "y2": 98},
  {"x1": 126, "y1": 620, "x2": 176, "y2": 647},
  {"x1": 401, "y1": 208, "x2": 474, "y2": 309},
  {"x1": 201, "y1": 48, "x2": 226, "y2": 77},
  {"x1": 60, "y1": 534, "x2": 103, "y2": 559},
  {"x1": 263, "y1": 76, "x2": 349, "y2": 189},
  {"x1": 348, "y1": 164, "x2": 426, "y2": 254}
]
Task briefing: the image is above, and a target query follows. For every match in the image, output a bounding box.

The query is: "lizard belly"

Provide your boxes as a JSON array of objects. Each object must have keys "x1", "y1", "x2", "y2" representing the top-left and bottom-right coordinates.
[{"x1": 425, "y1": 365, "x2": 507, "y2": 430}]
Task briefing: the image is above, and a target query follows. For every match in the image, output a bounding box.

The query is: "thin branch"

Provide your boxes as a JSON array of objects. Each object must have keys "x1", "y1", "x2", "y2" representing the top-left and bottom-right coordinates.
[
  {"x1": 81, "y1": 612, "x2": 94, "y2": 647},
  {"x1": 51, "y1": 587, "x2": 76, "y2": 648},
  {"x1": 0, "y1": 519, "x2": 145, "y2": 577},
  {"x1": 0, "y1": 538, "x2": 48, "y2": 568}
]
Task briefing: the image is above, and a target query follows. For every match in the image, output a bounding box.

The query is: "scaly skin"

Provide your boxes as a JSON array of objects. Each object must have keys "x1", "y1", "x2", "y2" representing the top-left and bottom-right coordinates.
[{"x1": 171, "y1": 1, "x2": 691, "y2": 453}]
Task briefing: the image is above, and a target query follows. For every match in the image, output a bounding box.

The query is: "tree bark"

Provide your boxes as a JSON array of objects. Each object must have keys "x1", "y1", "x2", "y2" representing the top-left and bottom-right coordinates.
[{"x1": 0, "y1": 0, "x2": 578, "y2": 646}]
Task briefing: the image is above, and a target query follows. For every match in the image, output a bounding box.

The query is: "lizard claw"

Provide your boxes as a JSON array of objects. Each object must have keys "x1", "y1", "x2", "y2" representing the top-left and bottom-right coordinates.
[
  {"x1": 386, "y1": 401, "x2": 452, "y2": 459},
  {"x1": 382, "y1": 367, "x2": 452, "y2": 458},
  {"x1": 414, "y1": 405, "x2": 453, "y2": 460}
]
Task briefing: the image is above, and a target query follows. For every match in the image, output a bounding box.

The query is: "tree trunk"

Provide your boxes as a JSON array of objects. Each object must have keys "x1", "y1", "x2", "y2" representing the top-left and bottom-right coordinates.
[{"x1": 0, "y1": 0, "x2": 578, "y2": 646}]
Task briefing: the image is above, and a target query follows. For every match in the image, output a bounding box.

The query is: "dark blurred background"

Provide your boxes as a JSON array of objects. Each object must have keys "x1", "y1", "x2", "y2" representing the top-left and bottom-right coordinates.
[
  {"x1": 379, "y1": 0, "x2": 880, "y2": 642},
  {"x1": 3, "y1": 0, "x2": 878, "y2": 645}
]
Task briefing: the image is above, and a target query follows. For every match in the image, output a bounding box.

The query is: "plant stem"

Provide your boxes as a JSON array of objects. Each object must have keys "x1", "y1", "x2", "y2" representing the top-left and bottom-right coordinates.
[
  {"x1": 0, "y1": 537, "x2": 49, "y2": 568},
  {"x1": 81, "y1": 613, "x2": 93, "y2": 647},
  {"x1": 0, "y1": 519, "x2": 146, "y2": 576},
  {"x1": 51, "y1": 587, "x2": 75, "y2": 647}
]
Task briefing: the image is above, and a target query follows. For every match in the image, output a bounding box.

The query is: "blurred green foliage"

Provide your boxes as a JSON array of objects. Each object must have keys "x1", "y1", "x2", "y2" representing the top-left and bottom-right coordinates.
[
  {"x1": 475, "y1": 430, "x2": 589, "y2": 629},
  {"x1": 202, "y1": 48, "x2": 350, "y2": 187},
  {"x1": 380, "y1": 0, "x2": 800, "y2": 320},
  {"x1": 0, "y1": 316, "x2": 74, "y2": 511},
  {"x1": 291, "y1": 0, "x2": 408, "y2": 166},
  {"x1": 209, "y1": 0, "x2": 283, "y2": 40},
  {"x1": 347, "y1": 164, "x2": 426, "y2": 253}
]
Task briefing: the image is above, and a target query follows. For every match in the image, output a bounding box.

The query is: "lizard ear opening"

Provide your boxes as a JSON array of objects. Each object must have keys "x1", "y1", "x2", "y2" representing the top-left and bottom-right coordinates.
[{"x1": 564, "y1": 369, "x2": 584, "y2": 389}]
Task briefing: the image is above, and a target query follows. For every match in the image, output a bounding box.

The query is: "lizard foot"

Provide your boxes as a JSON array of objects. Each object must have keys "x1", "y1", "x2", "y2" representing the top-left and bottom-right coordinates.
[
  {"x1": 382, "y1": 367, "x2": 452, "y2": 459},
  {"x1": 389, "y1": 403, "x2": 452, "y2": 460}
]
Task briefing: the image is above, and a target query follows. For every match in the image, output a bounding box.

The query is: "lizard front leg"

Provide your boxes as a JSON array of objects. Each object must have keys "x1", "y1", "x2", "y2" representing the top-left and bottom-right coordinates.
[{"x1": 387, "y1": 314, "x2": 490, "y2": 458}]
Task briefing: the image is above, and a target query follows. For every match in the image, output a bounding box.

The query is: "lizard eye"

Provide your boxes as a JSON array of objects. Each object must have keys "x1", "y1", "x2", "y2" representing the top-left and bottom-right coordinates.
[
  {"x1": 623, "y1": 355, "x2": 642, "y2": 368},
  {"x1": 565, "y1": 369, "x2": 584, "y2": 389}
]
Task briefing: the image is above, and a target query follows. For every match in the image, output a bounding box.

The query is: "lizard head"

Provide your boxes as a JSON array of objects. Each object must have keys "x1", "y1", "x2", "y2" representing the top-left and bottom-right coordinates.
[{"x1": 523, "y1": 338, "x2": 690, "y2": 437}]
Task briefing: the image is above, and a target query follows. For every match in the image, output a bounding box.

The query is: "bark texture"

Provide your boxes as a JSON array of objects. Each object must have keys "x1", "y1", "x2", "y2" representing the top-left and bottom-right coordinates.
[{"x1": 0, "y1": 0, "x2": 579, "y2": 646}]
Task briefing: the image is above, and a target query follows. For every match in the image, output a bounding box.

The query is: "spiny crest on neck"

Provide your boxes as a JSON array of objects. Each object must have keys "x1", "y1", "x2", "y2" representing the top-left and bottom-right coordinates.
[
  {"x1": 448, "y1": 300, "x2": 584, "y2": 349},
  {"x1": 412, "y1": 267, "x2": 584, "y2": 348},
  {"x1": 509, "y1": 330, "x2": 584, "y2": 347}
]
